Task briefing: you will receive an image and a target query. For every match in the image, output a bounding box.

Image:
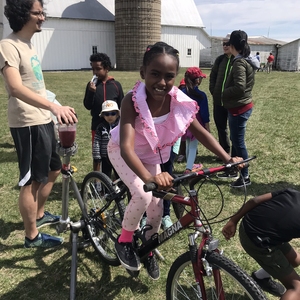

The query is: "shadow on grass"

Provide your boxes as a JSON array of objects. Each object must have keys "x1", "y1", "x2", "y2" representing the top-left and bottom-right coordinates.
[
  {"x1": 0, "y1": 150, "x2": 17, "y2": 163},
  {"x1": 0, "y1": 242, "x2": 149, "y2": 300},
  {"x1": 0, "y1": 219, "x2": 24, "y2": 240},
  {"x1": 0, "y1": 142, "x2": 15, "y2": 149},
  {"x1": 0, "y1": 142, "x2": 17, "y2": 163}
]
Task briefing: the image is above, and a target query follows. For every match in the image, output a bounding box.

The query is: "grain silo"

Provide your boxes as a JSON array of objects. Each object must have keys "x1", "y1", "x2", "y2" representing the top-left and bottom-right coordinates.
[{"x1": 115, "y1": 0, "x2": 161, "y2": 71}]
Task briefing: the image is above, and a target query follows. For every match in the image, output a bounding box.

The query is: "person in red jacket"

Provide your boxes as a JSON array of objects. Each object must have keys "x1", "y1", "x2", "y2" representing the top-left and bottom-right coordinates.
[
  {"x1": 266, "y1": 52, "x2": 275, "y2": 73},
  {"x1": 83, "y1": 53, "x2": 124, "y2": 171}
]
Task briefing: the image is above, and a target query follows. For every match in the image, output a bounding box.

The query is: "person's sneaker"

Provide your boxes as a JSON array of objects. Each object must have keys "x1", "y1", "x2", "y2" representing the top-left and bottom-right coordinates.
[
  {"x1": 36, "y1": 211, "x2": 60, "y2": 228},
  {"x1": 115, "y1": 238, "x2": 141, "y2": 271},
  {"x1": 140, "y1": 217, "x2": 147, "y2": 229},
  {"x1": 217, "y1": 170, "x2": 238, "y2": 180},
  {"x1": 192, "y1": 163, "x2": 203, "y2": 171},
  {"x1": 251, "y1": 272, "x2": 286, "y2": 297},
  {"x1": 161, "y1": 215, "x2": 173, "y2": 230},
  {"x1": 176, "y1": 155, "x2": 185, "y2": 163},
  {"x1": 144, "y1": 254, "x2": 160, "y2": 280},
  {"x1": 230, "y1": 176, "x2": 251, "y2": 188},
  {"x1": 24, "y1": 232, "x2": 63, "y2": 248}
]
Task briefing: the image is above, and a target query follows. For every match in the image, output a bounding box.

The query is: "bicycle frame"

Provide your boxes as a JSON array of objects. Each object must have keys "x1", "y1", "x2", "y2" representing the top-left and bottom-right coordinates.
[{"x1": 136, "y1": 184, "x2": 225, "y2": 300}]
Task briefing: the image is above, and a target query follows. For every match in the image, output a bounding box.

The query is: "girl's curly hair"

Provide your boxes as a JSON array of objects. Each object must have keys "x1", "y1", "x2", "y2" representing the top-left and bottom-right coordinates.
[{"x1": 4, "y1": 0, "x2": 44, "y2": 32}]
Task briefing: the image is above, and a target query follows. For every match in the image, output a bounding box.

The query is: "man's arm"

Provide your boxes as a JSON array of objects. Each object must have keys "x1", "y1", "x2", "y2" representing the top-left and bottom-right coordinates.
[
  {"x1": 3, "y1": 65, "x2": 77, "y2": 124},
  {"x1": 222, "y1": 192, "x2": 273, "y2": 240}
]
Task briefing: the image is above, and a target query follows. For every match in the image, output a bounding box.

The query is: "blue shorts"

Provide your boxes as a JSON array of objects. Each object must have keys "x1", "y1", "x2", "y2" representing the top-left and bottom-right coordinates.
[{"x1": 10, "y1": 122, "x2": 62, "y2": 186}]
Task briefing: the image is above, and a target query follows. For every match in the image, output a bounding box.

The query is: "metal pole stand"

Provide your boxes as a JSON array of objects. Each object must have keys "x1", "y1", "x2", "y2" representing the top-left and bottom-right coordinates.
[
  {"x1": 69, "y1": 220, "x2": 86, "y2": 300},
  {"x1": 56, "y1": 142, "x2": 78, "y2": 234}
]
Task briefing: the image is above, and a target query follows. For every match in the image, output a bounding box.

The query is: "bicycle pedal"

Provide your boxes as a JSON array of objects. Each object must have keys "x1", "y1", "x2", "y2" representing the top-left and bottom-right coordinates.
[
  {"x1": 126, "y1": 268, "x2": 140, "y2": 278},
  {"x1": 71, "y1": 165, "x2": 77, "y2": 172}
]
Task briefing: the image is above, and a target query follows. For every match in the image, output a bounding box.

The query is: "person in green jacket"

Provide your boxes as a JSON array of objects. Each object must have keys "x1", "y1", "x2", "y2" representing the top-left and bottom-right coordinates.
[
  {"x1": 209, "y1": 38, "x2": 234, "y2": 179},
  {"x1": 222, "y1": 30, "x2": 260, "y2": 188}
]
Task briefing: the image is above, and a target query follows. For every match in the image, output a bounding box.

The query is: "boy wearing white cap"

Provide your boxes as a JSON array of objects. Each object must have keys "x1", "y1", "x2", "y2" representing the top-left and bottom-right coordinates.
[{"x1": 93, "y1": 100, "x2": 120, "y2": 179}]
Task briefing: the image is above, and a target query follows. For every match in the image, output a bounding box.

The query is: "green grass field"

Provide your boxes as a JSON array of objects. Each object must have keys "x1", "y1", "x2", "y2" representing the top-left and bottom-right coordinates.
[{"x1": 0, "y1": 69, "x2": 300, "y2": 299}]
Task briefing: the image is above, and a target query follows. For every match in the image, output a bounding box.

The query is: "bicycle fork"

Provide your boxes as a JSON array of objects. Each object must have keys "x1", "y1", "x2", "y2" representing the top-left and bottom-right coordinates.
[{"x1": 188, "y1": 232, "x2": 224, "y2": 300}]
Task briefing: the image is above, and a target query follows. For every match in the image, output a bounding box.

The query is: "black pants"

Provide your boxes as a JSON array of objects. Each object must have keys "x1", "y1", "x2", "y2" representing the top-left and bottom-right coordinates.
[
  {"x1": 213, "y1": 104, "x2": 230, "y2": 154},
  {"x1": 101, "y1": 156, "x2": 119, "y2": 180}
]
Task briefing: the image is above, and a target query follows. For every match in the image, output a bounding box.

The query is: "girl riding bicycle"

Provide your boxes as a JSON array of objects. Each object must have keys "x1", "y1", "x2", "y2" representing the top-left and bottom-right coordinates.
[{"x1": 108, "y1": 42, "x2": 242, "y2": 280}]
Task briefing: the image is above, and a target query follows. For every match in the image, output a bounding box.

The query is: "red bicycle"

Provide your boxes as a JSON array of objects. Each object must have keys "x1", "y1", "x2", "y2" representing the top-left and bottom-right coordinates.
[{"x1": 80, "y1": 156, "x2": 267, "y2": 300}]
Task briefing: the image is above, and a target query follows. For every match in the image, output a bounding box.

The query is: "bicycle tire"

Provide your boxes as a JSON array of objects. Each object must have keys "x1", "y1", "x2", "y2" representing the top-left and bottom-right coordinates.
[
  {"x1": 166, "y1": 251, "x2": 267, "y2": 300},
  {"x1": 80, "y1": 171, "x2": 125, "y2": 266}
]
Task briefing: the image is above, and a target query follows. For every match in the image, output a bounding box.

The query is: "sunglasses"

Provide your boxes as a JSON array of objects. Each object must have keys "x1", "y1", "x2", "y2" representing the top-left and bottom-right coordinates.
[
  {"x1": 103, "y1": 112, "x2": 117, "y2": 117},
  {"x1": 223, "y1": 42, "x2": 230, "y2": 46}
]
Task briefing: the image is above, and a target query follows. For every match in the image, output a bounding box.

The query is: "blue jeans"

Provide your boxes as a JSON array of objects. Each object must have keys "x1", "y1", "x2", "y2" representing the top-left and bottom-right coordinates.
[
  {"x1": 185, "y1": 138, "x2": 198, "y2": 171},
  {"x1": 228, "y1": 108, "x2": 252, "y2": 178}
]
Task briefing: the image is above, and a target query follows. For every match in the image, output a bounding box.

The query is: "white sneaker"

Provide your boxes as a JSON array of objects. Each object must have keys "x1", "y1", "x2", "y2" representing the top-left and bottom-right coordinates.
[
  {"x1": 140, "y1": 217, "x2": 147, "y2": 229},
  {"x1": 161, "y1": 215, "x2": 173, "y2": 230}
]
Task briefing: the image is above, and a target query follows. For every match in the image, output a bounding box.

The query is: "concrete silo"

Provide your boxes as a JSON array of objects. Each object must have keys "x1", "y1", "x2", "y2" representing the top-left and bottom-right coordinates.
[{"x1": 115, "y1": 0, "x2": 161, "y2": 71}]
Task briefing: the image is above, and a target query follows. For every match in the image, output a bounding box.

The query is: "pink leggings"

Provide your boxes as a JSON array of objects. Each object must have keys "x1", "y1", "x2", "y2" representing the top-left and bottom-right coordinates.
[{"x1": 108, "y1": 141, "x2": 163, "y2": 240}]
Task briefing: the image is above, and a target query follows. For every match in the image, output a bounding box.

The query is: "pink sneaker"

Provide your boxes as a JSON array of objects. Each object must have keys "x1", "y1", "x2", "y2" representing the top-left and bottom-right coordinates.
[{"x1": 192, "y1": 164, "x2": 203, "y2": 171}]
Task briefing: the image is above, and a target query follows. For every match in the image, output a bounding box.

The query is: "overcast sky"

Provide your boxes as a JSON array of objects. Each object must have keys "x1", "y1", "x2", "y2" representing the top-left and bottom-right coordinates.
[{"x1": 194, "y1": 0, "x2": 299, "y2": 42}]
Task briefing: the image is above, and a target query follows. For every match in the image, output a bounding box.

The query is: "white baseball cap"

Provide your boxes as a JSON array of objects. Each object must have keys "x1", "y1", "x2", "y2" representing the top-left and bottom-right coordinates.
[{"x1": 100, "y1": 100, "x2": 120, "y2": 116}]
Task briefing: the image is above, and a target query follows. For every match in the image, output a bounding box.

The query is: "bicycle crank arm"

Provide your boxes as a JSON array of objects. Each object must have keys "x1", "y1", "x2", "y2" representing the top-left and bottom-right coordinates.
[{"x1": 154, "y1": 248, "x2": 165, "y2": 261}]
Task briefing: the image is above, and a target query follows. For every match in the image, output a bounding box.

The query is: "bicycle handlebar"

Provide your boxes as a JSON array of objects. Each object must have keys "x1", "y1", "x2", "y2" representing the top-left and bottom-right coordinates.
[{"x1": 143, "y1": 156, "x2": 256, "y2": 192}]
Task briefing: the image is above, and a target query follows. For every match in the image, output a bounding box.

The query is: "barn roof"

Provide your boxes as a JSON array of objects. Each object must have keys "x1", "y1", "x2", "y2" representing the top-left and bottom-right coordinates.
[
  {"x1": 44, "y1": 0, "x2": 204, "y2": 28},
  {"x1": 44, "y1": 0, "x2": 115, "y2": 21},
  {"x1": 161, "y1": 0, "x2": 204, "y2": 27}
]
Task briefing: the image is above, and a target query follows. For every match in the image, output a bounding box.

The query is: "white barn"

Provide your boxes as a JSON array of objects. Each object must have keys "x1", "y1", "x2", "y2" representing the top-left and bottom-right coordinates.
[
  {"x1": 0, "y1": 0, "x2": 208, "y2": 71},
  {"x1": 277, "y1": 39, "x2": 300, "y2": 71}
]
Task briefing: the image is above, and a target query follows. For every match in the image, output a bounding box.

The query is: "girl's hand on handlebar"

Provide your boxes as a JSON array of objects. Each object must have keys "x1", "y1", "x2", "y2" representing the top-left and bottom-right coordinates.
[{"x1": 147, "y1": 172, "x2": 173, "y2": 191}]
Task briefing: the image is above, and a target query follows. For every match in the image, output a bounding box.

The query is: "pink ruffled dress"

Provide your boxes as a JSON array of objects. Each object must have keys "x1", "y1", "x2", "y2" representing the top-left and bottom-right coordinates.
[{"x1": 109, "y1": 81, "x2": 198, "y2": 164}]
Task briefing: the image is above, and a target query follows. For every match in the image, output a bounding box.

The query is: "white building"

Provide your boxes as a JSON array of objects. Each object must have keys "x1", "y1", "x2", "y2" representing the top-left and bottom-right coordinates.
[
  {"x1": 0, "y1": 0, "x2": 208, "y2": 71},
  {"x1": 277, "y1": 38, "x2": 300, "y2": 71}
]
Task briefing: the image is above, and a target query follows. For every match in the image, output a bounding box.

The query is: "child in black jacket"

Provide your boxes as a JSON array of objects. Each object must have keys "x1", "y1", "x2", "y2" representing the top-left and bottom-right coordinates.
[
  {"x1": 93, "y1": 100, "x2": 120, "y2": 179},
  {"x1": 83, "y1": 53, "x2": 124, "y2": 171}
]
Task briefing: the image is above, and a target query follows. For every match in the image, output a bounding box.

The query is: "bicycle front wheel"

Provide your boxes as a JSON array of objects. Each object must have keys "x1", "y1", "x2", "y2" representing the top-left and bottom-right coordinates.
[
  {"x1": 81, "y1": 171, "x2": 125, "y2": 266},
  {"x1": 166, "y1": 251, "x2": 267, "y2": 300}
]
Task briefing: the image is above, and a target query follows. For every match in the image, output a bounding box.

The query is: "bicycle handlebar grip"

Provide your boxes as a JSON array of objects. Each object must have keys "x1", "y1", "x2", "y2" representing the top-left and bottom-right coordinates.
[{"x1": 143, "y1": 182, "x2": 158, "y2": 192}]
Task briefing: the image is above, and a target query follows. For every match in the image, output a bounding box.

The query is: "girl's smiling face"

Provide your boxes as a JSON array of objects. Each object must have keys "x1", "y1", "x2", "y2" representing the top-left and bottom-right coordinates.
[{"x1": 141, "y1": 53, "x2": 178, "y2": 102}]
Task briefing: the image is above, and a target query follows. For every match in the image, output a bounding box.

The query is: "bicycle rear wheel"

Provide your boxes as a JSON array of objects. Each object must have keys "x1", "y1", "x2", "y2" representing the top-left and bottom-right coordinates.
[
  {"x1": 81, "y1": 171, "x2": 125, "y2": 266},
  {"x1": 166, "y1": 251, "x2": 267, "y2": 300}
]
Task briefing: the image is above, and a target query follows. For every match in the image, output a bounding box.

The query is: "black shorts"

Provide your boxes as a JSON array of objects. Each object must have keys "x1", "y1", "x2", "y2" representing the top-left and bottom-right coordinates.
[
  {"x1": 239, "y1": 222, "x2": 293, "y2": 280},
  {"x1": 10, "y1": 122, "x2": 62, "y2": 186}
]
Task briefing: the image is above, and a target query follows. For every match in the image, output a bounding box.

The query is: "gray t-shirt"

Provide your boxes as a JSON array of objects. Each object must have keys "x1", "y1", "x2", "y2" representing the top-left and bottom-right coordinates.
[{"x1": 0, "y1": 32, "x2": 51, "y2": 127}]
